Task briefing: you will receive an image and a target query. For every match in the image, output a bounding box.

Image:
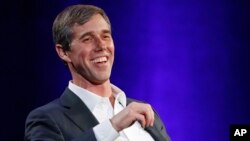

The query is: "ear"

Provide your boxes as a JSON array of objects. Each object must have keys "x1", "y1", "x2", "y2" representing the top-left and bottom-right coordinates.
[{"x1": 55, "y1": 44, "x2": 71, "y2": 63}]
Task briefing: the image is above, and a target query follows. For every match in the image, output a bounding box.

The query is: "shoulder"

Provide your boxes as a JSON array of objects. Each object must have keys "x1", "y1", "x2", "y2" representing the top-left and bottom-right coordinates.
[
  {"x1": 24, "y1": 99, "x2": 68, "y2": 140},
  {"x1": 26, "y1": 99, "x2": 63, "y2": 121}
]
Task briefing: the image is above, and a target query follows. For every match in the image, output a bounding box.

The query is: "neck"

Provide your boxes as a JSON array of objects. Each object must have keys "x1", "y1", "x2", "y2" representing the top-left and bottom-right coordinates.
[
  {"x1": 72, "y1": 78, "x2": 112, "y2": 98},
  {"x1": 69, "y1": 64, "x2": 113, "y2": 97},
  {"x1": 73, "y1": 79, "x2": 115, "y2": 107}
]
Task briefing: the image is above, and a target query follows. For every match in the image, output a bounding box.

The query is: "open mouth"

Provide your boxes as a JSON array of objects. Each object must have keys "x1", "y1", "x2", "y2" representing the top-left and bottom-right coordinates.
[{"x1": 91, "y1": 56, "x2": 108, "y2": 64}]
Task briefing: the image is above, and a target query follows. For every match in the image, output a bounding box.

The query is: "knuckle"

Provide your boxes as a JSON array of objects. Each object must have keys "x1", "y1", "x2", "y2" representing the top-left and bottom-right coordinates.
[
  {"x1": 146, "y1": 103, "x2": 151, "y2": 108},
  {"x1": 129, "y1": 102, "x2": 137, "y2": 108},
  {"x1": 145, "y1": 104, "x2": 152, "y2": 111}
]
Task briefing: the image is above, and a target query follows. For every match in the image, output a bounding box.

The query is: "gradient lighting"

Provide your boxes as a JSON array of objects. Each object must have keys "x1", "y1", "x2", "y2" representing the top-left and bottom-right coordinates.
[
  {"x1": 110, "y1": 1, "x2": 249, "y2": 140},
  {"x1": 34, "y1": 1, "x2": 250, "y2": 141}
]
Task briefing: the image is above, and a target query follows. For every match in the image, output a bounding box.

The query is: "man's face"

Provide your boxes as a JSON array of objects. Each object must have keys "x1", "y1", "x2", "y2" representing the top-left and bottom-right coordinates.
[{"x1": 67, "y1": 14, "x2": 114, "y2": 84}]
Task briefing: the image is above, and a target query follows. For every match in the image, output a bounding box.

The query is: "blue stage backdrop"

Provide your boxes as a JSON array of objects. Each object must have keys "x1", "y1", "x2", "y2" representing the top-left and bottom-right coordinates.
[{"x1": 1, "y1": 0, "x2": 249, "y2": 140}]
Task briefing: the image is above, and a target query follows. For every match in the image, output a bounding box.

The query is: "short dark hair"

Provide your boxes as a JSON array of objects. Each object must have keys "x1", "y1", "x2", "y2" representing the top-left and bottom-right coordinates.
[{"x1": 52, "y1": 4, "x2": 111, "y2": 51}]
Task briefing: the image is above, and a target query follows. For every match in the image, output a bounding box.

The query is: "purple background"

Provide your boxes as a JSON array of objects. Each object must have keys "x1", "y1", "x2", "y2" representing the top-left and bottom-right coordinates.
[{"x1": 1, "y1": 0, "x2": 249, "y2": 140}]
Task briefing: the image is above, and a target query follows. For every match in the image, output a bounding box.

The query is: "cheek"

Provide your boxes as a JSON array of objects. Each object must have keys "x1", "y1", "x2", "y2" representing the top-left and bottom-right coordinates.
[
  {"x1": 110, "y1": 46, "x2": 114, "y2": 53},
  {"x1": 109, "y1": 42, "x2": 115, "y2": 53},
  {"x1": 71, "y1": 49, "x2": 90, "y2": 64}
]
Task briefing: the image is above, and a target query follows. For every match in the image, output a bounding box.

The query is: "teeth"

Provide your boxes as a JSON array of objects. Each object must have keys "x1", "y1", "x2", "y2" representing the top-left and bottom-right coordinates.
[{"x1": 91, "y1": 57, "x2": 107, "y2": 63}]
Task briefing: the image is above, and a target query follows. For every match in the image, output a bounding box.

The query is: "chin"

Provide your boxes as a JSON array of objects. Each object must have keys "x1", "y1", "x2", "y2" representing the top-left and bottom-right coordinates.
[
  {"x1": 91, "y1": 79, "x2": 109, "y2": 85},
  {"x1": 91, "y1": 76, "x2": 110, "y2": 85},
  {"x1": 89, "y1": 71, "x2": 111, "y2": 84}
]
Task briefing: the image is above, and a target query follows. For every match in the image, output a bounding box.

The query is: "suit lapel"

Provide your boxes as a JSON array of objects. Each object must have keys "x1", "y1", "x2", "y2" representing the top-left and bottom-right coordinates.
[
  {"x1": 60, "y1": 88, "x2": 99, "y2": 131},
  {"x1": 145, "y1": 122, "x2": 168, "y2": 141}
]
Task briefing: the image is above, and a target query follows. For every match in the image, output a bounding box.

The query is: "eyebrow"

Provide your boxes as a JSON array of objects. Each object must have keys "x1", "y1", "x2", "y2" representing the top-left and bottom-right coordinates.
[
  {"x1": 78, "y1": 29, "x2": 112, "y2": 40},
  {"x1": 102, "y1": 29, "x2": 111, "y2": 34},
  {"x1": 78, "y1": 32, "x2": 92, "y2": 40}
]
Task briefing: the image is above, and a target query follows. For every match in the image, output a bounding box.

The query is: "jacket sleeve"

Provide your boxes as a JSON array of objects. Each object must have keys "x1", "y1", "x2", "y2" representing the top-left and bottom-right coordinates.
[{"x1": 24, "y1": 108, "x2": 97, "y2": 141}]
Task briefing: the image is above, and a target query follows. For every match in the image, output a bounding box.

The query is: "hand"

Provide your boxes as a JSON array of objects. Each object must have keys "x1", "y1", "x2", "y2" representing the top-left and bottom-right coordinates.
[{"x1": 110, "y1": 102, "x2": 154, "y2": 132}]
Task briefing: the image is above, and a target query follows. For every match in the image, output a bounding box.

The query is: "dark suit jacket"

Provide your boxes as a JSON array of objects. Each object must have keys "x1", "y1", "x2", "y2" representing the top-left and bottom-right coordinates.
[{"x1": 25, "y1": 88, "x2": 171, "y2": 141}]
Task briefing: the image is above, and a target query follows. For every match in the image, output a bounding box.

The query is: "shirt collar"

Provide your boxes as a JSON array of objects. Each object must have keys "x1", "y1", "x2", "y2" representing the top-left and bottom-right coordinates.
[
  {"x1": 111, "y1": 84, "x2": 126, "y2": 107},
  {"x1": 68, "y1": 81, "x2": 126, "y2": 112}
]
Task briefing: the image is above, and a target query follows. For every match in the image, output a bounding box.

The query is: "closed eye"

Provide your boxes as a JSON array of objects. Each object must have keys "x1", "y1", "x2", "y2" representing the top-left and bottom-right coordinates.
[
  {"x1": 82, "y1": 36, "x2": 93, "y2": 43},
  {"x1": 102, "y1": 33, "x2": 111, "y2": 40}
]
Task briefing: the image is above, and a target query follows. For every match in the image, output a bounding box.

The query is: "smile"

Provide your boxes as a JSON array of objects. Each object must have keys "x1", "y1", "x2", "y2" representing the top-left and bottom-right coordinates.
[{"x1": 91, "y1": 56, "x2": 108, "y2": 63}]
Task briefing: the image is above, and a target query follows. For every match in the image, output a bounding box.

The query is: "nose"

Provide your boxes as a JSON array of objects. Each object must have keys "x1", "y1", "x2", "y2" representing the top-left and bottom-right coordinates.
[{"x1": 94, "y1": 36, "x2": 106, "y2": 51}]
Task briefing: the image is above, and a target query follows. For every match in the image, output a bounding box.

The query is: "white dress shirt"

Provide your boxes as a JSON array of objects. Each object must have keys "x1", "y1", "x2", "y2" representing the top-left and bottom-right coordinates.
[{"x1": 68, "y1": 81, "x2": 154, "y2": 141}]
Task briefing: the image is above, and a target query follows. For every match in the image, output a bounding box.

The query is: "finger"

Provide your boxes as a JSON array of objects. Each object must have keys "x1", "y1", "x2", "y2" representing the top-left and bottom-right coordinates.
[
  {"x1": 135, "y1": 113, "x2": 146, "y2": 128},
  {"x1": 143, "y1": 104, "x2": 154, "y2": 127},
  {"x1": 150, "y1": 108, "x2": 155, "y2": 127},
  {"x1": 128, "y1": 102, "x2": 154, "y2": 127}
]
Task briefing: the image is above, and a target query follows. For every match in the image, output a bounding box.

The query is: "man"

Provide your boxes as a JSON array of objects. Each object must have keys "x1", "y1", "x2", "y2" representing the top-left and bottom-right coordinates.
[{"x1": 25, "y1": 4, "x2": 171, "y2": 141}]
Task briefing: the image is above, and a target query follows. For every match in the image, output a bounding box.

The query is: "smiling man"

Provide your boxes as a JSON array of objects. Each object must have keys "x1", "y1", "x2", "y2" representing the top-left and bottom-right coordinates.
[{"x1": 25, "y1": 5, "x2": 171, "y2": 141}]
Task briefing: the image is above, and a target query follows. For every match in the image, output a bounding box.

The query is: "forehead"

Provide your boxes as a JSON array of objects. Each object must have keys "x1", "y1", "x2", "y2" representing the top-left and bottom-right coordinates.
[{"x1": 71, "y1": 14, "x2": 111, "y2": 37}]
